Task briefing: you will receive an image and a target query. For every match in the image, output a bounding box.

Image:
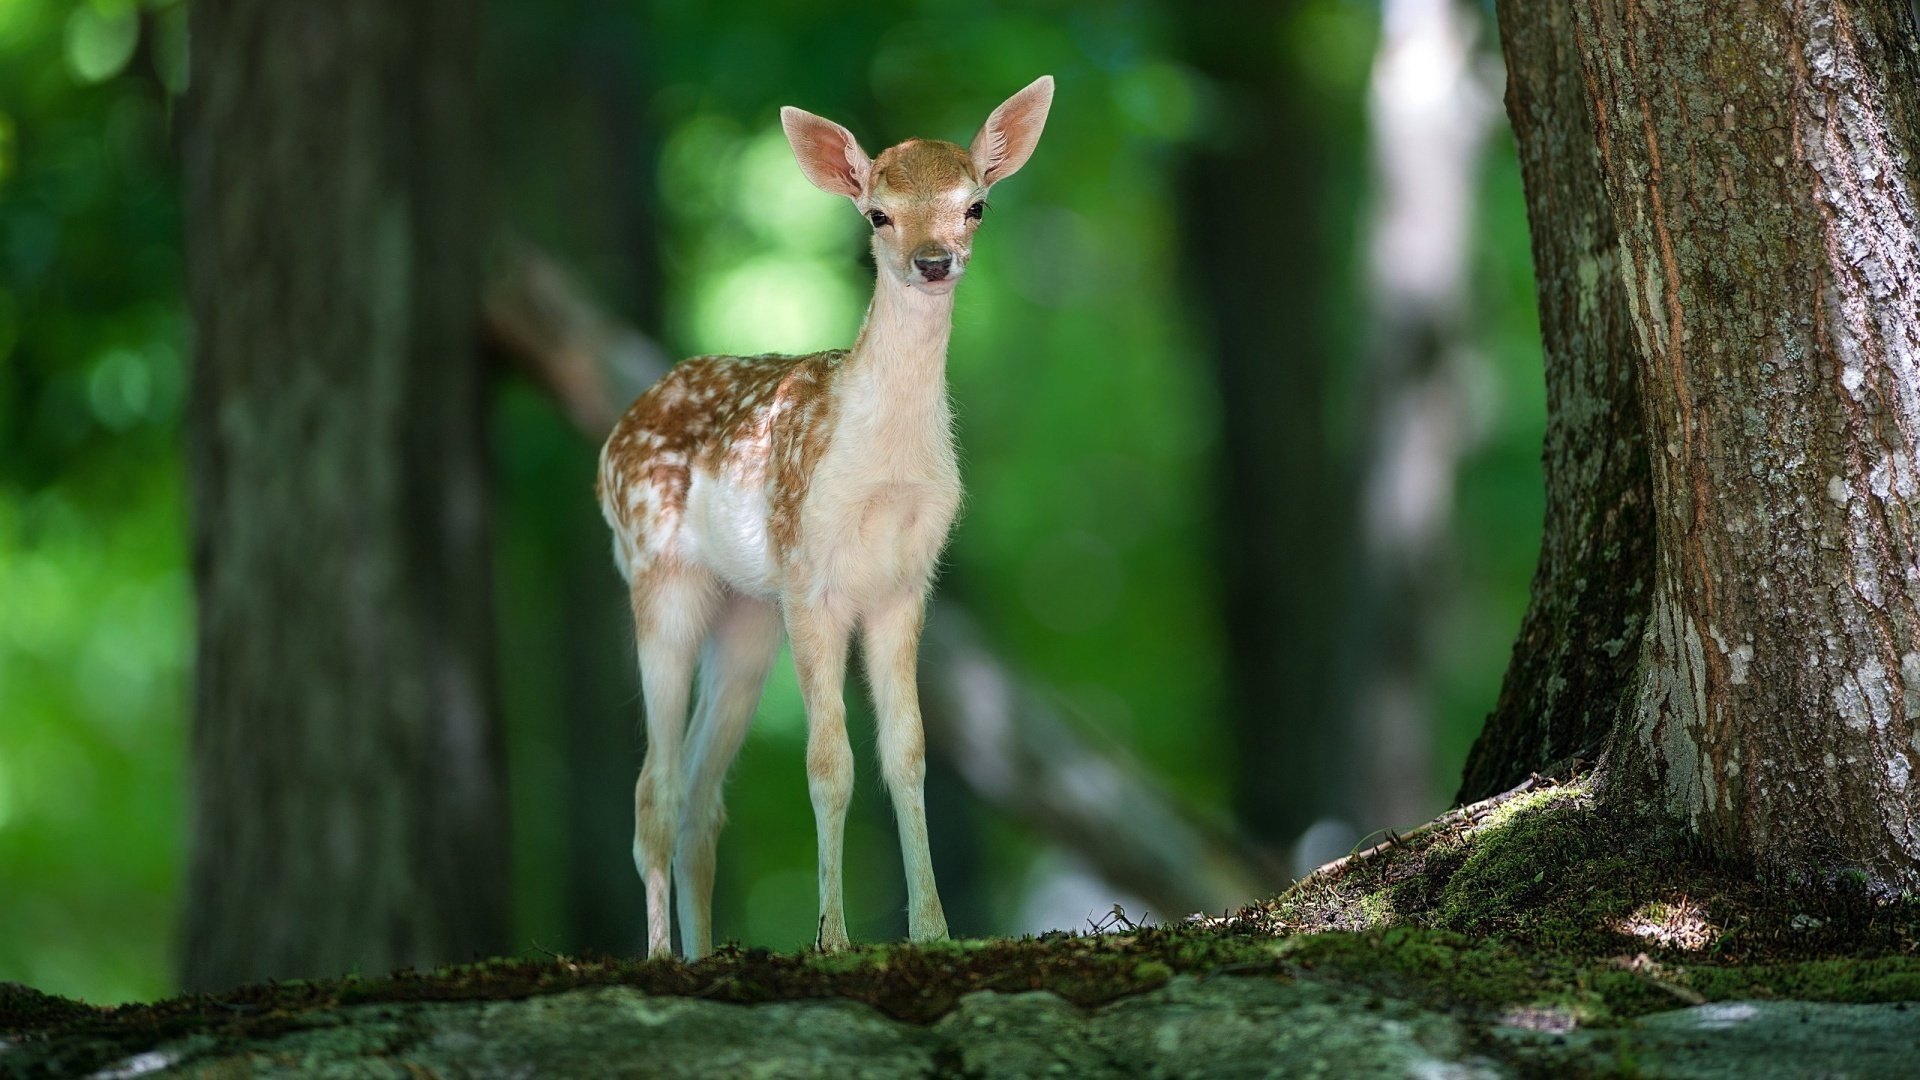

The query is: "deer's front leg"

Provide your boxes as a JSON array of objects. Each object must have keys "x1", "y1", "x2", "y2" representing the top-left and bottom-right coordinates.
[
  {"x1": 863, "y1": 591, "x2": 949, "y2": 942},
  {"x1": 787, "y1": 600, "x2": 855, "y2": 951}
]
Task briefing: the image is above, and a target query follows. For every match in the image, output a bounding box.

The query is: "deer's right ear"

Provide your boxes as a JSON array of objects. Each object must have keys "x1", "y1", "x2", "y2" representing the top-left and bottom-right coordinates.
[{"x1": 781, "y1": 107, "x2": 871, "y2": 200}]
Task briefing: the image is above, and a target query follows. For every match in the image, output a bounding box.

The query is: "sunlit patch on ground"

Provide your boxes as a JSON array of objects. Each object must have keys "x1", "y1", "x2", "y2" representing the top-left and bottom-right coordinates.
[{"x1": 1616, "y1": 896, "x2": 1715, "y2": 952}]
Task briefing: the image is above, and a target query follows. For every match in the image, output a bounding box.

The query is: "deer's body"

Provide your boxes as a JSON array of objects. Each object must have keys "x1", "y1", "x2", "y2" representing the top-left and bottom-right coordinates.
[{"x1": 597, "y1": 78, "x2": 1052, "y2": 958}]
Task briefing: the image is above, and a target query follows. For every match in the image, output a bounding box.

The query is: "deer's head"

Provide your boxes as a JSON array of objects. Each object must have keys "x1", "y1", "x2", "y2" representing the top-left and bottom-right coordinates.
[{"x1": 781, "y1": 76, "x2": 1053, "y2": 295}]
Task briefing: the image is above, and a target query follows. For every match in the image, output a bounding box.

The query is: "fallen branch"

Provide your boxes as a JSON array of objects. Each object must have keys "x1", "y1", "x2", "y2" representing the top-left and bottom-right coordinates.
[
  {"x1": 480, "y1": 240, "x2": 1283, "y2": 917},
  {"x1": 483, "y1": 238, "x2": 671, "y2": 434},
  {"x1": 919, "y1": 609, "x2": 1279, "y2": 917},
  {"x1": 1295, "y1": 775, "x2": 1545, "y2": 888}
]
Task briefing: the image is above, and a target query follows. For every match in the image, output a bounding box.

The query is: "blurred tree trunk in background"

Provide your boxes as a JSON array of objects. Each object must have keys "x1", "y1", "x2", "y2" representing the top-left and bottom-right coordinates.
[
  {"x1": 1571, "y1": 0, "x2": 1920, "y2": 888},
  {"x1": 181, "y1": 0, "x2": 508, "y2": 989},
  {"x1": 1347, "y1": 0, "x2": 1499, "y2": 832},
  {"x1": 1178, "y1": 3, "x2": 1366, "y2": 870},
  {"x1": 1454, "y1": 0, "x2": 1653, "y2": 803},
  {"x1": 555, "y1": 1, "x2": 664, "y2": 961}
]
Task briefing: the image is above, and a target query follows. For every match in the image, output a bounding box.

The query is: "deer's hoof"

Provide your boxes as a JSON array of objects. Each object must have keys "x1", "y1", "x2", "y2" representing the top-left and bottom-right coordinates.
[
  {"x1": 909, "y1": 901, "x2": 949, "y2": 943},
  {"x1": 816, "y1": 917, "x2": 851, "y2": 952}
]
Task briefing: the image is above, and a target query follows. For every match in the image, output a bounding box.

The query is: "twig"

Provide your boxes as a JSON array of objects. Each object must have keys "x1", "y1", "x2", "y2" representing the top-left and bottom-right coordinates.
[
  {"x1": 1296, "y1": 776, "x2": 1544, "y2": 887},
  {"x1": 482, "y1": 236, "x2": 669, "y2": 441}
]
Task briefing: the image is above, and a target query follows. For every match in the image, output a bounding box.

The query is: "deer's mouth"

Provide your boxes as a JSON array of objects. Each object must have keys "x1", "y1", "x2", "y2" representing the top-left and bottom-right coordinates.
[{"x1": 909, "y1": 271, "x2": 962, "y2": 294}]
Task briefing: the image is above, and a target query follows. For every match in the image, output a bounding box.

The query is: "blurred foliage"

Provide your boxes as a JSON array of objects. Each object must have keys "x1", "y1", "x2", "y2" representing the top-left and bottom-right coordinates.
[
  {"x1": 0, "y1": 0, "x2": 1545, "y2": 1003},
  {"x1": 0, "y1": 0, "x2": 191, "y2": 1004}
]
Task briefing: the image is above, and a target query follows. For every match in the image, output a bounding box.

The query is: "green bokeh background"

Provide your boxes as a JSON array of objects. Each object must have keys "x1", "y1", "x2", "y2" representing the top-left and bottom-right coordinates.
[{"x1": 0, "y1": 0, "x2": 1541, "y2": 1003}]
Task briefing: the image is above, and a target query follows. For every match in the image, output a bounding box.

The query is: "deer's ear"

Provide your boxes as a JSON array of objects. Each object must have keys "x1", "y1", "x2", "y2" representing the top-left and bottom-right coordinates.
[
  {"x1": 970, "y1": 75, "x2": 1054, "y2": 188},
  {"x1": 781, "y1": 107, "x2": 871, "y2": 199}
]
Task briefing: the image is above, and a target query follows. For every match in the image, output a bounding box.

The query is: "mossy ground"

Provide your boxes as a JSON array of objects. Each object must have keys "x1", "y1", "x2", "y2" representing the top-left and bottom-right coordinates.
[
  {"x1": 1241, "y1": 779, "x2": 1920, "y2": 1022},
  {"x1": 7, "y1": 778, "x2": 1919, "y2": 1072},
  {"x1": 1252, "y1": 780, "x2": 1920, "y2": 953}
]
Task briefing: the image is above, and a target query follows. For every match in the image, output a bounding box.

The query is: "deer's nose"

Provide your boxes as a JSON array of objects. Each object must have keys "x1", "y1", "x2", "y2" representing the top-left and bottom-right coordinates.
[{"x1": 914, "y1": 253, "x2": 954, "y2": 281}]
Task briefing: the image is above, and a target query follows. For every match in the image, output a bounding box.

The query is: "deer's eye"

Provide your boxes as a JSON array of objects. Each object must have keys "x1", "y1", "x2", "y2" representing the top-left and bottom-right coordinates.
[
  {"x1": 867, "y1": 209, "x2": 891, "y2": 228},
  {"x1": 966, "y1": 201, "x2": 986, "y2": 221}
]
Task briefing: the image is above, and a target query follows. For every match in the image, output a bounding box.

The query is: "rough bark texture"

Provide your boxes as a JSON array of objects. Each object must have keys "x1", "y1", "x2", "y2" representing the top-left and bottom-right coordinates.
[
  {"x1": 181, "y1": 0, "x2": 508, "y2": 988},
  {"x1": 1456, "y1": 0, "x2": 1656, "y2": 803},
  {"x1": 1570, "y1": 0, "x2": 1920, "y2": 889},
  {"x1": 1178, "y1": 4, "x2": 1363, "y2": 858}
]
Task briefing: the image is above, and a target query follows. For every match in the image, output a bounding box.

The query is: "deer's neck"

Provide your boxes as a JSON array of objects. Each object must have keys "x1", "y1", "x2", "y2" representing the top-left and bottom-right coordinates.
[{"x1": 837, "y1": 277, "x2": 955, "y2": 435}]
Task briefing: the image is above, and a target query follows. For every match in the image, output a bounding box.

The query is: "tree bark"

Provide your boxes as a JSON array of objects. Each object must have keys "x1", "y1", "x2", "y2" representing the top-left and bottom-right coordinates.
[
  {"x1": 1456, "y1": 0, "x2": 1656, "y2": 803},
  {"x1": 1569, "y1": 0, "x2": 1920, "y2": 888},
  {"x1": 181, "y1": 0, "x2": 508, "y2": 988}
]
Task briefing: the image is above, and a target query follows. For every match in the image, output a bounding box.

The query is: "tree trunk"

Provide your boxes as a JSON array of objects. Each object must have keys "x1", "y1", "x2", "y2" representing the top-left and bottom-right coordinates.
[
  {"x1": 1349, "y1": 0, "x2": 1500, "y2": 829},
  {"x1": 1455, "y1": 0, "x2": 1656, "y2": 803},
  {"x1": 559, "y1": 4, "x2": 666, "y2": 960},
  {"x1": 1568, "y1": 0, "x2": 1920, "y2": 888},
  {"x1": 181, "y1": 0, "x2": 508, "y2": 989},
  {"x1": 1178, "y1": 2, "x2": 1366, "y2": 863}
]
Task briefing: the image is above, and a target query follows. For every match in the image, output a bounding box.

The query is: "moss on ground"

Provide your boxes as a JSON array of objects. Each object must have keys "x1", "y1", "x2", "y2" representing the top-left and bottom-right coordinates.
[
  {"x1": 0, "y1": 925, "x2": 1282, "y2": 1073},
  {"x1": 1251, "y1": 779, "x2": 1920, "y2": 958},
  {"x1": 7, "y1": 777, "x2": 1919, "y2": 1073},
  {"x1": 1237, "y1": 777, "x2": 1920, "y2": 1022}
]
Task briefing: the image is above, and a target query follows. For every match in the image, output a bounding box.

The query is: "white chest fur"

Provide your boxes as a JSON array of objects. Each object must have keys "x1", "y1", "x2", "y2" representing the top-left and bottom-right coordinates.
[
  {"x1": 797, "y1": 392, "x2": 959, "y2": 609},
  {"x1": 675, "y1": 286, "x2": 964, "y2": 612},
  {"x1": 790, "y1": 289, "x2": 962, "y2": 611}
]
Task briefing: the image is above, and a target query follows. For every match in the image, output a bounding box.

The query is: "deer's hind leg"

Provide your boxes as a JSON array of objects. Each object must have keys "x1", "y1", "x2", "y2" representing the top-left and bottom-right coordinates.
[
  {"x1": 675, "y1": 592, "x2": 783, "y2": 959},
  {"x1": 631, "y1": 566, "x2": 718, "y2": 958}
]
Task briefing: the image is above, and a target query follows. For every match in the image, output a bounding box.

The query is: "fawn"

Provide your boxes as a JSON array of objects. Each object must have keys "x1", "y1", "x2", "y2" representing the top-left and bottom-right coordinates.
[{"x1": 597, "y1": 77, "x2": 1054, "y2": 958}]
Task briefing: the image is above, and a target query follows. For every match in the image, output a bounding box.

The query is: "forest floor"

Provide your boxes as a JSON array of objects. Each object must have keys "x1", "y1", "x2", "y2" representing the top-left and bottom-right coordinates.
[{"x1": 6, "y1": 779, "x2": 1920, "y2": 1077}]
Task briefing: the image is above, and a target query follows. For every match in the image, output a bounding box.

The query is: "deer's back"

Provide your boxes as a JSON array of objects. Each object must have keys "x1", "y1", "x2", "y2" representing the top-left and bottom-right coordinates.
[{"x1": 598, "y1": 350, "x2": 845, "y2": 586}]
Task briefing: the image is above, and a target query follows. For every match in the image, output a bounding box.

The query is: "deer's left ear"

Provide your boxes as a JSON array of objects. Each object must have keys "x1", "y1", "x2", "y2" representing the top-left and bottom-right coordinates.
[{"x1": 970, "y1": 75, "x2": 1053, "y2": 188}]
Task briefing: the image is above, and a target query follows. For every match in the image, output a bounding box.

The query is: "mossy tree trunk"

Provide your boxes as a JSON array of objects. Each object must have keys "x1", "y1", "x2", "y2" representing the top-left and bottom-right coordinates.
[
  {"x1": 1573, "y1": 0, "x2": 1920, "y2": 889},
  {"x1": 181, "y1": 0, "x2": 509, "y2": 988},
  {"x1": 1471, "y1": 0, "x2": 1920, "y2": 889},
  {"x1": 1456, "y1": 0, "x2": 1655, "y2": 803}
]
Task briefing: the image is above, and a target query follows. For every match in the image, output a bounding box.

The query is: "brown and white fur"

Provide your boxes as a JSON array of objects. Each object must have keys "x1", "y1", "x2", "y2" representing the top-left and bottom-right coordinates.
[{"x1": 597, "y1": 77, "x2": 1053, "y2": 958}]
